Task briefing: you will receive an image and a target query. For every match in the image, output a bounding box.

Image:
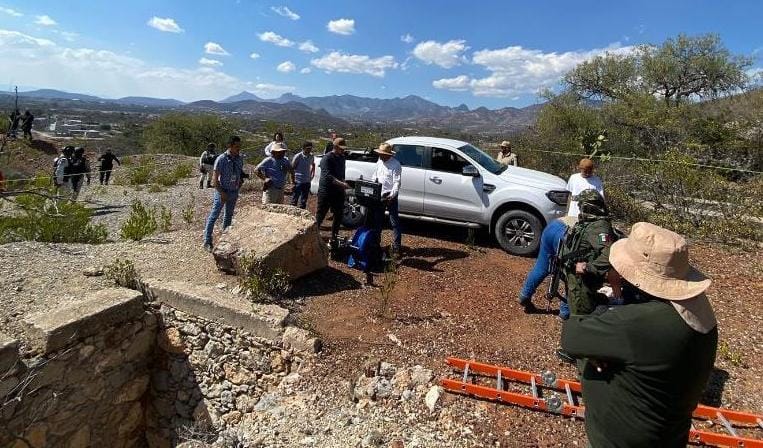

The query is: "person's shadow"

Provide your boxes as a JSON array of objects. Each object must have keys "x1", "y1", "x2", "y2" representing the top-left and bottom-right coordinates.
[
  {"x1": 700, "y1": 368, "x2": 730, "y2": 407},
  {"x1": 286, "y1": 266, "x2": 362, "y2": 298},
  {"x1": 400, "y1": 246, "x2": 469, "y2": 272}
]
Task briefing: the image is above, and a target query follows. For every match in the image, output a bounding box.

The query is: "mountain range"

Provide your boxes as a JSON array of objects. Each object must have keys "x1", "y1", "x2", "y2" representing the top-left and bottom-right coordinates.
[{"x1": 12, "y1": 88, "x2": 542, "y2": 132}]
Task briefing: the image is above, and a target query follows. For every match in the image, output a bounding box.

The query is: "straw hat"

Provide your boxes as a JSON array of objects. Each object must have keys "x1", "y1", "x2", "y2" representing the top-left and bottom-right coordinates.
[
  {"x1": 271, "y1": 143, "x2": 287, "y2": 152},
  {"x1": 500, "y1": 140, "x2": 512, "y2": 149},
  {"x1": 375, "y1": 143, "x2": 395, "y2": 156},
  {"x1": 610, "y1": 222, "x2": 711, "y2": 301},
  {"x1": 332, "y1": 137, "x2": 347, "y2": 149}
]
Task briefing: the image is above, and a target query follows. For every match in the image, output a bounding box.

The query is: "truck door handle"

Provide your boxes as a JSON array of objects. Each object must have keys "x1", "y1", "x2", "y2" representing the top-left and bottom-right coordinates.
[{"x1": 429, "y1": 176, "x2": 442, "y2": 184}]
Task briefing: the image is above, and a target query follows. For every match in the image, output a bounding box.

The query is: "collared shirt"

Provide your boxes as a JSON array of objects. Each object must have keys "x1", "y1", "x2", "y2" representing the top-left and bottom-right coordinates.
[
  {"x1": 256, "y1": 156, "x2": 291, "y2": 189},
  {"x1": 291, "y1": 151, "x2": 314, "y2": 184},
  {"x1": 213, "y1": 150, "x2": 244, "y2": 191},
  {"x1": 566, "y1": 173, "x2": 605, "y2": 217},
  {"x1": 264, "y1": 141, "x2": 288, "y2": 157},
  {"x1": 318, "y1": 151, "x2": 345, "y2": 194},
  {"x1": 373, "y1": 157, "x2": 402, "y2": 198},
  {"x1": 497, "y1": 151, "x2": 518, "y2": 167}
]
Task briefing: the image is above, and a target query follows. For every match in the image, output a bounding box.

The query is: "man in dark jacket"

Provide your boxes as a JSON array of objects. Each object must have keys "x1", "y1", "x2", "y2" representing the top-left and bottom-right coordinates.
[
  {"x1": 559, "y1": 189, "x2": 617, "y2": 315},
  {"x1": 20, "y1": 110, "x2": 34, "y2": 141},
  {"x1": 561, "y1": 222, "x2": 717, "y2": 448},
  {"x1": 97, "y1": 149, "x2": 121, "y2": 185},
  {"x1": 315, "y1": 137, "x2": 350, "y2": 243},
  {"x1": 69, "y1": 147, "x2": 91, "y2": 200}
]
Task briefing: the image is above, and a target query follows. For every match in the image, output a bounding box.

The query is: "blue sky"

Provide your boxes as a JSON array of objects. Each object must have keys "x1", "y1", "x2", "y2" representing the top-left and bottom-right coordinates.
[{"x1": 1, "y1": 0, "x2": 761, "y2": 108}]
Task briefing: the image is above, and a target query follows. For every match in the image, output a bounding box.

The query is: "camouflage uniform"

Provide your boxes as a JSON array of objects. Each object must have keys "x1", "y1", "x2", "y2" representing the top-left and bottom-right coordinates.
[{"x1": 560, "y1": 189, "x2": 616, "y2": 315}]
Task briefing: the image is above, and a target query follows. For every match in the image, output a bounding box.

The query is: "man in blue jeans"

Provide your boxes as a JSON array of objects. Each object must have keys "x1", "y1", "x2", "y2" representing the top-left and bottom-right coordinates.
[
  {"x1": 372, "y1": 143, "x2": 403, "y2": 255},
  {"x1": 203, "y1": 136, "x2": 243, "y2": 252},
  {"x1": 518, "y1": 216, "x2": 577, "y2": 318},
  {"x1": 290, "y1": 141, "x2": 315, "y2": 209}
]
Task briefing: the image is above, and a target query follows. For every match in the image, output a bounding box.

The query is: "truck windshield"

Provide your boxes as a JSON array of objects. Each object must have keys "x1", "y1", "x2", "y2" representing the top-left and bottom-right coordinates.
[{"x1": 458, "y1": 144, "x2": 507, "y2": 175}]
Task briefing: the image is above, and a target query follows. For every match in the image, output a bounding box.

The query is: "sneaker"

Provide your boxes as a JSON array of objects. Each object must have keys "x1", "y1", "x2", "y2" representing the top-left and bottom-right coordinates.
[
  {"x1": 522, "y1": 301, "x2": 539, "y2": 314},
  {"x1": 203, "y1": 242, "x2": 213, "y2": 253}
]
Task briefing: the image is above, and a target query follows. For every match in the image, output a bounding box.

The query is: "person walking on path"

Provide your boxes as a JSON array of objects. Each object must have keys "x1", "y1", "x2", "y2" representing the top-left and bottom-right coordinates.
[
  {"x1": 54, "y1": 146, "x2": 74, "y2": 198},
  {"x1": 315, "y1": 137, "x2": 350, "y2": 243},
  {"x1": 69, "y1": 147, "x2": 91, "y2": 201},
  {"x1": 518, "y1": 215, "x2": 577, "y2": 318},
  {"x1": 198, "y1": 143, "x2": 218, "y2": 189},
  {"x1": 290, "y1": 141, "x2": 315, "y2": 209},
  {"x1": 7, "y1": 109, "x2": 20, "y2": 139},
  {"x1": 264, "y1": 131, "x2": 287, "y2": 157},
  {"x1": 256, "y1": 143, "x2": 291, "y2": 204},
  {"x1": 559, "y1": 189, "x2": 617, "y2": 315},
  {"x1": 203, "y1": 136, "x2": 244, "y2": 252},
  {"x1": 97, "y1": 149, "x2": 121, "y2": 185},
  {"x1": 20, "y1": 110, "x2": 34, "y2": 141},
  {"x1": 566, "y1": 158, "x2": 604, "y2": 217},
  {"x1": 496, "y1": 141, "x2": 517, "y2": 167},
  {"x1": 372, "y1": 142, "x2": 403, "y2": 254},
  {"x1": 561, "y1": 221, "x2": 717, "y2": 448}
]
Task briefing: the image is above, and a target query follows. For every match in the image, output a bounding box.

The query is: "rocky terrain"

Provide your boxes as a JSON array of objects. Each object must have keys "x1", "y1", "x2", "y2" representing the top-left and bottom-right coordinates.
[{"x1": 1, "y1": 169, "x2": 761, "y2": 447}]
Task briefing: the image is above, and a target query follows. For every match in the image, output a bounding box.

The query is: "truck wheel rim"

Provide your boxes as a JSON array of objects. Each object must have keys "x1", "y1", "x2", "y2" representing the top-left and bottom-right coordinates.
[
  {"x1": 504, "y1": 218, "x2": 535, "y2": 247},
  {"x1": 344, "y1": 196, "x2": 363, "y2": 222}
]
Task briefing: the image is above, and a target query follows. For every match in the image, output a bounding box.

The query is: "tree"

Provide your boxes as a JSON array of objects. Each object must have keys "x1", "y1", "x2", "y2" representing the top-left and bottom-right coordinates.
[{"x1": 142, "y1": 113, "x2": 238, "y2": 156}]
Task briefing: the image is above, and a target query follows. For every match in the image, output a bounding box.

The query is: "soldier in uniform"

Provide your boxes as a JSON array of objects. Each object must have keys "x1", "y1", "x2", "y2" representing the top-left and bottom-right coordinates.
[{"x1": 559, "y1": 189, "x2": 616, "y2": 315}]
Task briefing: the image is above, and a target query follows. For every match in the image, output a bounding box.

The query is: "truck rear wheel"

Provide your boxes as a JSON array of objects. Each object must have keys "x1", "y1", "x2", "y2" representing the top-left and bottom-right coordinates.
[
  {"x1": 494, "y1": 210, "x2": 542, "y2": 256},
  {"x1": 342, "y1": 191, "x2": 367, "y2": 229}
]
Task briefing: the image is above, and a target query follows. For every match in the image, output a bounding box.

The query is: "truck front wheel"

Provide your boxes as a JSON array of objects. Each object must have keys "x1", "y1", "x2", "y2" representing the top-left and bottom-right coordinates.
[{"x1": 494, "y1": 210, "x2": 542, "y2": 256}]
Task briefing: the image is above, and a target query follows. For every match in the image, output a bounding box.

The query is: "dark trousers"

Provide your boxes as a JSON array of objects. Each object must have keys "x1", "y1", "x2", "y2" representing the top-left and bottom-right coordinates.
[
  {"x1": 99, "y1": 168, "x2": 112, "y2": 185},
  {"x1": 22, "y1": 128, "x2": 32, "y2": 140},
  {"x1": 315, "y1": 190, "x2": 344, "y2": 238},
  {"x1": 291, "y1": 182, "x2": 310, "y2": 209},
  {"x1": 372, "y1": 197, "x2": 402, "y2": 250}
]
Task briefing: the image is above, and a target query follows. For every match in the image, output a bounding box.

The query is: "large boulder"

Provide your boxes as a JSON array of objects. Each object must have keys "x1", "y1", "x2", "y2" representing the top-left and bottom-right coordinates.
[{"x1": 212, "y1": 204, "x2": 328, "y2": 280}]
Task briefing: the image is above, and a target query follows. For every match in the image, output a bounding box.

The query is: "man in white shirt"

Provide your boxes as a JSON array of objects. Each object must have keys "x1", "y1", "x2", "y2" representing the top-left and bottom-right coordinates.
[
  {"x1": 566, "y1": 158, "x2": 604, "y2": 217},
  {"x1": 373, "y1": 143, "x2": 403, "y2": 254}
]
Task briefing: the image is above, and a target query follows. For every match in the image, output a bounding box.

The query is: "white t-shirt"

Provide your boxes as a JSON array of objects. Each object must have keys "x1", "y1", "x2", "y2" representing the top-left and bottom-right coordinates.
[{"x1": 566, "y1": 173, "x2": 604, "y2": 217}]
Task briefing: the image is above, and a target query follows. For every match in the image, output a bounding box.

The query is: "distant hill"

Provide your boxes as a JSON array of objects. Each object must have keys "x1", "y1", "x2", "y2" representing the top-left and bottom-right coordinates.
[
  {"x1": 114, "y1": 96, "x2": 185, "y2": 107},
  {"x1": 19, "y1": 89, "x2": 103, "y2": 102},
  {"x1": 221, "y1": 91, "x2": 264, "y2": 103}
]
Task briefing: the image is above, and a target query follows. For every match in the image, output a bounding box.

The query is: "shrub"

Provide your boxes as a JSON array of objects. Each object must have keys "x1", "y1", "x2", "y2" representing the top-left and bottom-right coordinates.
[
  {"x1": 0, "y1": 193, "x2": 107, "y2": 243},
  {"x1": 128, "y1": 158, "x2": 155, "y2": 185},
  {"x1": 377, "y1": 261, "x2": 398, "y2": 318},
  {"x1": 154, "y1": 163, "x2": 194, "y2": 187},
  {"x1": 182, "y1": 200, "x2": 195, "y2": 227},
  {"x1": 147, "y1": 184, "x2": 165, "y2": 193},
  {"x1": 237, "y1": 254, "x2": 290, "y2": 303},
  {"x1": 120, "y1": 200, "x2": 157, "y2": 241},
  {"x1": 159, "y1": 206, "x2": 172, "y2": 232},
  {"x1": 104, "y1": 258, "x2": 141, "y2": 290}
]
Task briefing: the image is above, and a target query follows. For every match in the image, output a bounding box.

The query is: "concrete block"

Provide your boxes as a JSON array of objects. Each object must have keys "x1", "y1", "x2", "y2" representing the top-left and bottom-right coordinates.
[
  {"x1": 23, "y1": 288, "x2": 144, "y2": 354},
  {"x1": 144, "y1": 280, "x2": 287, "y2": 340},
  {"x1": 0, "y1": 332, "x2": 20, "y2": 374}
]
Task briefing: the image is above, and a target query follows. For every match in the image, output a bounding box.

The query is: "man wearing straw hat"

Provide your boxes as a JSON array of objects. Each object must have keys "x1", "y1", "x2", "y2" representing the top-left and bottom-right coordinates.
[
  {"x1": 373, "y1": 142, "x2": 403, "y2": 255},
  {"x1": 496, "y1": 141, "x2": 517, "y2": 167},
  {"x1": 256, "y1": 142, "x2": 291, "y2": 204},
  {"x1": 561, "y1": 222, "x2": 718, "y2": 448}
]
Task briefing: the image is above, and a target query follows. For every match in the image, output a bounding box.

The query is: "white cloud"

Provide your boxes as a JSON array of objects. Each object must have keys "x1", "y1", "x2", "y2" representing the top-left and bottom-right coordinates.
[
  {"x1": 432, "y1": 75, "x2": 471, "y2": 91},
  {"x1": 413, "y1": 39, "x2": 468, "y2": 69},
  {"x1": 400, "y1": 34, "x2": 414, "y2": 44},
  {"x1": 0, "y1": 28, "x2": 293, "y2": 102},
  {"x1": 147, "y1": 16, "x2": 183, "y2": 33},
  {"x1": 311, "y1": 51, "x2": 397, "y2": 77},
  {"x1": 300, "y1": 67, "x2": 311, "y2": 74},
  {"x1": 327, "y1": 18, "x2": 355, "y2": 35},
  {"x1": 199, "y1": 57, "x2": 223, "y2": 67},
  {"x1": 249, "y1": 52, "x2": 261, "y2": 60},
  {"x1": 277, "y1": 60, "x2": 296, "y2": 73},
  {"x1": 258, "y1": 31, "x2": 294, "y2": 47},
  {"x1": 270, "y1": 6, "x2": 300, "y2": 20},
  {"x1": 0, "y1": 6, "x2": 22, "y2": 17},
  {"x1": 433, "y1": 43, "x2": 633, "y2": 97},
  {"x1": 35, "y1": 15, "x2": 56, "y2": 26},
  {"x1": 298, "y1": 40, "x2": 319, "y2": 53},
  {"x1": 204, "y1": 42, "x2": 230, "y2": 56}
]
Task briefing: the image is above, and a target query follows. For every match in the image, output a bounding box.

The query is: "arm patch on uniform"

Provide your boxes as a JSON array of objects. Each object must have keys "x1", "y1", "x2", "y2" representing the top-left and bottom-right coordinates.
[{"x1": 598, "y1": 233, "x2": 611, "y2": 244}]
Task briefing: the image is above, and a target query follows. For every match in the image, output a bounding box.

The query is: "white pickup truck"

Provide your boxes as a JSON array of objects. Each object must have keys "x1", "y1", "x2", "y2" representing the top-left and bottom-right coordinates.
[{"x1": 311, "y1": 136, "x2": 569, "y2": 255}]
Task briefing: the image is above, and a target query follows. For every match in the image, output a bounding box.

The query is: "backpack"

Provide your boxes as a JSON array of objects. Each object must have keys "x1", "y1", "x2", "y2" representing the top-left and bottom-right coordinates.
[
  {"x1": 202, "y1": 152, "x2": 217, "y2": 165},
  {"x1": 69, "y1": 157, "x2": 88, "y2": 176},
  {"x1": 53, "y1": 156, "x2": 72, "y2": 178}
]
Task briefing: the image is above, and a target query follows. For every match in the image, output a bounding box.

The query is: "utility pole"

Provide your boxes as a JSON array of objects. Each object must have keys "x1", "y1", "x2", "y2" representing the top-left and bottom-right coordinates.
[{"x1": 14, "y1": 86, "x2": 18, "y2": 110}]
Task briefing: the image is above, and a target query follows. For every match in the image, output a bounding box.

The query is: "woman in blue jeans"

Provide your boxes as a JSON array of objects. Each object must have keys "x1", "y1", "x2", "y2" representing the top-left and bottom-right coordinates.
[{"x1": 518, "y1": 216, "x2": 576, "y2": 319}]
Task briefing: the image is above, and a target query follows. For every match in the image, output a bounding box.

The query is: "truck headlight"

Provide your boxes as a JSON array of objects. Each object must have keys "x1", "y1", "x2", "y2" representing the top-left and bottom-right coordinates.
[{"x1": 546, "y1": 190, "x2": 570, "y2": 206}]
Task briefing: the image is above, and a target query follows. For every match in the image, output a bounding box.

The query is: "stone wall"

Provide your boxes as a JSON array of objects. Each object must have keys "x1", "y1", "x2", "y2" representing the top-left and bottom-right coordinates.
[
  {"x1": 0, "y1": 288, "x2": 156, "y2": 448},
  {"x1": 0, "y1": 280, "x2": 319, "y2": 448}
]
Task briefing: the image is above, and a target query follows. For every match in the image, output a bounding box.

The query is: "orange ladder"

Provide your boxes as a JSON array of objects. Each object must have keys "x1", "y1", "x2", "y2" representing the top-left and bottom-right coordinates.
[{"x1": 441, "y1": 357, "x2": 763, "y2": 448}]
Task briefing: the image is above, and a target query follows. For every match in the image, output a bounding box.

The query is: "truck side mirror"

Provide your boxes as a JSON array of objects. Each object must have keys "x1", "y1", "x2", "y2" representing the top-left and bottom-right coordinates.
[{"x1": 462, "y1": 165, "x2": 480, "y2": 177}]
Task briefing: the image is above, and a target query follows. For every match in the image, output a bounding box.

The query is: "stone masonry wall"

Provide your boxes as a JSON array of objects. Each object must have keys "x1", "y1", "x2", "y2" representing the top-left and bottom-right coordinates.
[
  {"x1": 0, "y1": 280, "x2": 319, "y2": 448},
  {"x1": 0, "y1": 289, "x2": 156, "y2": 448}
]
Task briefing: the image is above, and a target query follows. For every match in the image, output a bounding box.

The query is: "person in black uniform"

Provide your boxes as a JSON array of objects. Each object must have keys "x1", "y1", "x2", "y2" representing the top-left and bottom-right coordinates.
[
  {"x1": 315, "y1": 137, "x2": 350, "y2": 243},
  {"x1": 97, "y1": 149, "x2": 121, "y2": 185}
]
